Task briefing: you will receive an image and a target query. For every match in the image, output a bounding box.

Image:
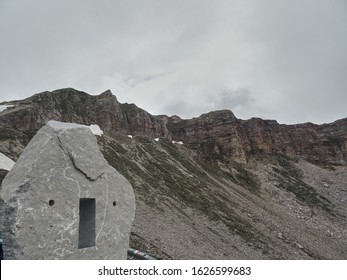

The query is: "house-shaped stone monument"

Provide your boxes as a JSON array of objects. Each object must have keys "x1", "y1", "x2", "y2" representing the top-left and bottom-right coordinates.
[{"x1": 0, "y1": 121, "x2": 135, "y2": 259}]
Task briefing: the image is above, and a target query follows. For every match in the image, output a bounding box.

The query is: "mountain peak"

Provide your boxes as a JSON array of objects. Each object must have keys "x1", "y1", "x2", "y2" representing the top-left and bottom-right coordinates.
[
  {"x1": 98, "y1": 89, "x2": 114, "y2": 98},
  {"x1": 197, "y1": 109, "x2": 237, "y2": 122}
]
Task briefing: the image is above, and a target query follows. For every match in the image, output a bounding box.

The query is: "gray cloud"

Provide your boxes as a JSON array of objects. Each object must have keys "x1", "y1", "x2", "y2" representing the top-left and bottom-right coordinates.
[
  {"x1": 160, "y1": 88, "x2": 255, "y2": 119},
  {"x1": 0, "y1": 0, "x2": 346, "y2": 124}
]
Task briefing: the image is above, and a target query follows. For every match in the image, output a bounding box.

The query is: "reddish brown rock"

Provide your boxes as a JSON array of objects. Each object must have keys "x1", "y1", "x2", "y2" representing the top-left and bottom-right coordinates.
[
  {"x1": 1, "y1": 88, "x2": 346, "y2": 166},
  {"x1": 166, "y1": 111, "x2": 347, "y2": 165}
]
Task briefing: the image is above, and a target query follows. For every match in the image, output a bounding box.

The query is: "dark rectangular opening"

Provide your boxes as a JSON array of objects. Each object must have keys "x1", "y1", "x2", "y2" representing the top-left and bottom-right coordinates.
[{"x1": 78, "y1": 198, "x2": 96, "y2": 249}]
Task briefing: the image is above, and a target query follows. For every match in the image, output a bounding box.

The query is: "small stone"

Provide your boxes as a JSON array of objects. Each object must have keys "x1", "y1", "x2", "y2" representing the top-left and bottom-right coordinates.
[
  {"x1": 277, "y1": 233, "x2": 283, "y2": 239},
  {"x1": 296, "y1": 243, "x2": 304, "y2": 249}
]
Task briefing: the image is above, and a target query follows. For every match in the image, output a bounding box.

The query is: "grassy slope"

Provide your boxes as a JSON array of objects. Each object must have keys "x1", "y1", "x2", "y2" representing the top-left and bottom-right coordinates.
[
  {"x1": 98, "y1": 133, "x2": 342, "y2": 259},
  {"x1": 98, "y1": 134, "x2": 270, "y2": 255}
]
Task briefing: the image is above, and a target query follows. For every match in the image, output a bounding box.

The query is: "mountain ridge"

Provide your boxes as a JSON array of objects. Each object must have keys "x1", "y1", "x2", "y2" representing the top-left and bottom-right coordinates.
[
  {"x1": 1, "y1": 88, "x2": 346, "y2": 165},
  {"x1": 1, "y1": 88, "x2": 347, "y2": 259}
]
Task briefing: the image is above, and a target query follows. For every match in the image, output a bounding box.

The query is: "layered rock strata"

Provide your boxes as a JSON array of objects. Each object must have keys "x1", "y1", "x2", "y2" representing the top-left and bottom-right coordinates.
[
  {"x1": 0, "y1": 88, "x2": 346, "y2": 165},
  {"x1": 166, "y1": 111, "x2": 347, "y2": 165}
]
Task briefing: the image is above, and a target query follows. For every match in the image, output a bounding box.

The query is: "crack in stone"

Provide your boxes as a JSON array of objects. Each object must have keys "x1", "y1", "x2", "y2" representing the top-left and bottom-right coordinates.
[
  {"x1": 68, "y1": 152, "x2": 104, "y2": 182},
  {"x1": 57, "y1": 133, "x2": 104, "y2": 182}
]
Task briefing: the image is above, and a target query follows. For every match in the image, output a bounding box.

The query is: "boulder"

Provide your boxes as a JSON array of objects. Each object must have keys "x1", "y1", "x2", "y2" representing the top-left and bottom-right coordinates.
[{"x1": 0, "y1": 121, "x2": 135, "y2": 259}]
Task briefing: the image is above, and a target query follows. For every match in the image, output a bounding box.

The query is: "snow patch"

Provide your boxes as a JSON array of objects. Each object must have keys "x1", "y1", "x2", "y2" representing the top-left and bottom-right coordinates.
[
  {"x1": 89, "y1": 124, "x2": 103, "y2": 136},
  {"x1": 172, "y1": 140, "x2": 184, "y2": 145},
  {"x1": 0, "y1": 104, "x2": 14, "y2": 113},
  {"x1": 0, "y1": 152, "x2": 15, "y2": 171},
  {"x1": 47, "y1": 120, "x2": 103, "y2": 136},
  {"x1": 128, "y1": 135, "x2": 133, "y2": 139},
  {"x1": 154, "y1": 138, "x2": 159, "y2": 142}
]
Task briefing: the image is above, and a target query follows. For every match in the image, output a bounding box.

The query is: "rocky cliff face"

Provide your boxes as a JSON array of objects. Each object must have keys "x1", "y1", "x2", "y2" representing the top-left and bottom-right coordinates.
[
  {"x1": 1, "y1": 88, "x2": 346, "y2": 260},
  {"x1": 0, "y1": 88, "x2": 169, "y2": 160},
  {"x1": 166, "y1": 111, "x2": 347, "y2": 166},
  {"x1": 1, "y1": 88, "x2": 346, "y2": 165}
]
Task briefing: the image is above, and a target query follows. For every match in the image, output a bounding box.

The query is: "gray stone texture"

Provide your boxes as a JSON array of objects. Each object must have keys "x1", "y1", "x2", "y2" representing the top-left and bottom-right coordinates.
[{"x1": 0, "y1": 121, "x2": 135, "y2": 259}]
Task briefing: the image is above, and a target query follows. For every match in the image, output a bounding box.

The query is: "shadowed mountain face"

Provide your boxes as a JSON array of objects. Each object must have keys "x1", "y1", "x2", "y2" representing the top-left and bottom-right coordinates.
[{"x1": 1, "y1": 88, "x2": 347, "y2": 259}]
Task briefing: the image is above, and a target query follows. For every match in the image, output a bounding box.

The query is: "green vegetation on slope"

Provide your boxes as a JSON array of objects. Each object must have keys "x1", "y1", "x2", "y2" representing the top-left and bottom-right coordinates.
[
  {"x1": 99, "y1": 134, "x2": 271, "y2": 252},
  {"x1": 273, "y1": 156, "x2": 334, "y2": 214}
]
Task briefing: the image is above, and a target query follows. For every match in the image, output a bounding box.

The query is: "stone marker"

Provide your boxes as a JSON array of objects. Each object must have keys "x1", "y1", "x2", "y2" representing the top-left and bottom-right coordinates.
[{"x1": 0, "y1": 121, "x2": 135, "y2": 259}]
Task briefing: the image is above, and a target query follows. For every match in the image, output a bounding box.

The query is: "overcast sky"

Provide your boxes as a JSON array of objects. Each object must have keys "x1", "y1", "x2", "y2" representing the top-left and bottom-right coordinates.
[{"x1": 1, "y1": 0, "x2": 346, "y2": 124}]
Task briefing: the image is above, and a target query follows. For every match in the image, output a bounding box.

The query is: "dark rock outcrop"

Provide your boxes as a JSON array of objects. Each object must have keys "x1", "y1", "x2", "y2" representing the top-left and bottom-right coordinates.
[
  {"x1": 0, "y1": 169, "x2": 8, "y2": 186},
  {"x1": 0, "y1": 88, "x2": 169, "y2": 137}
]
